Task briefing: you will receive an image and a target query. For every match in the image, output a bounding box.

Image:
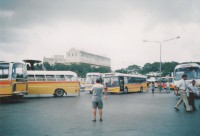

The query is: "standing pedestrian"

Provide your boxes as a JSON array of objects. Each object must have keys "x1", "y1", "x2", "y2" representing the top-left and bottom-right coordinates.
[
  {"x1": 91, "y1": 78, "x2": 104, "y2": 122},
  {"x1": 151, "y1": 82, "x2": 155, "y2": 93},
  {"x1": 158, "y1": 83, "x2": 162, "y2": 92},
  {"x1": 174, "y1": 74, "x2": 191, "y2": 111},
  {"x1": 166, "y1": 81, "x2": 170, "y2": 93},
  {"x1": 187, "y1": 80, "x2": 198, "y2": 111}
]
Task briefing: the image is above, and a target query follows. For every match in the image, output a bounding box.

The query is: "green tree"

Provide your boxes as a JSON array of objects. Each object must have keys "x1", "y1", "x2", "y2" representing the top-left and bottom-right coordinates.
[
  {"x1": 43, "y1": 62, "x2": 53, "y2": 70},
  {"x1": 43, "y1": 62, "x2": 111, "y2": 78},
  {"x1": 126, "y1": 64, "x2": 142, "y2": 74},
  {"x1": 161, "y1": 61, "x2": 178, "y2": 76},
  {"x1": 115, "y1": 68, "x2": 128, "y2": 73},
  {"x1": 54, "y1": 63, "x2": 69, "y2": 70},
  {"x1": 141, "y1": 62, "x2": 160, "y2": 74}
]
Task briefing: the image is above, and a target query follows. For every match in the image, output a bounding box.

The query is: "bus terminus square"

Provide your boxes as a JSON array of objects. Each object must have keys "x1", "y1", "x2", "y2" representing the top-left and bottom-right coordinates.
[
  {"x1": 103, "y1": 73, "x2": 147, "y2": 93},
  {"x1": 27, "y1": 71, "x2": 80, "y2": 97},
  {"x1": 0, "y1": 61, "x2": 28, "y2": 98}
]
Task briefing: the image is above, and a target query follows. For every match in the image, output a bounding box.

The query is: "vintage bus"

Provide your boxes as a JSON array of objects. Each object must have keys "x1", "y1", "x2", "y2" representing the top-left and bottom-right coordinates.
[
  {"x1": 103, "y1": 73, "x2": 147, "y2": 93},
  {"x1": 27, "y1": 71, "x2": 80, "y2": 97},
  {"x1": 173, "y1": 62, "x2": 200, "y2": 96},
  {"x1": 0, "y1": 61, "x2": 28, "y2": 98},
  {"x1": 85, "y1": 72, "x2": 104, "y2": 93}
]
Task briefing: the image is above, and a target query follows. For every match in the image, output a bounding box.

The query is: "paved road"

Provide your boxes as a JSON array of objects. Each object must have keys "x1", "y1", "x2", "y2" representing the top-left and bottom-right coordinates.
[{"x1": 0, "y1": 89, "x2": 199, "y2": 136}]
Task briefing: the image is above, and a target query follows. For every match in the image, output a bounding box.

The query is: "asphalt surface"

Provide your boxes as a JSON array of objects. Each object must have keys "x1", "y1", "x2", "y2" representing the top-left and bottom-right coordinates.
[{"x1": 0, "y1": 89, "x2": 200, "y2": 136}]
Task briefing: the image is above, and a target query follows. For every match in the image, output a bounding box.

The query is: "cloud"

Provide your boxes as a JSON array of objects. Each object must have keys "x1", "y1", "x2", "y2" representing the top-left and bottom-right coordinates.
[{"x1": 0, "y1": 0, "x2": 200, "y2": 70}]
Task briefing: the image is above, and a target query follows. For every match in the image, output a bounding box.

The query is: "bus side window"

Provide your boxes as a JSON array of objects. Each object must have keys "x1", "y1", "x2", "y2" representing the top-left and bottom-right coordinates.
[
  {"x1": 46, "y1": 75, "x2": 56, "y2": 81},
  {"x1": 65, "y1": 75, "x2": 73, "y2": 81},
  {"x1": 0, "y1": 68, "x2": 9, "y2": 79},
  {"x1": 35, "y1": 75, "x2": 46, "y2": 81},
  {"x1": 124, "y1": 77, "x2": 128, "y2": 84},
  {"x1": 56, "y1": 75, "x2": 65, "y2": 81},
  {"x1": 65, "y1": 75, "x2": 70, "y2": 81},
  {"x1": 128, "y1": 77, "x2": 134, "y2": 84},
  {"x1": 28, "y1": 75, "x2": 36, "y2": 81}
]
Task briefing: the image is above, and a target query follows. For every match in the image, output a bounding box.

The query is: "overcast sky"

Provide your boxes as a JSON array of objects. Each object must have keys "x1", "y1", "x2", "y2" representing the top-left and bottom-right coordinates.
[{"x1": 1, "y1": 0, "x2": 200, "y2": 70}]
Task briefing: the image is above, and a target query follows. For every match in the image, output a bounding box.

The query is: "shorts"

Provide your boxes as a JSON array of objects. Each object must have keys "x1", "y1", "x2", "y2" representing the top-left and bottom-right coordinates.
[{"x1": 92, "y1": 101, "x2": 103, "y2": 109}]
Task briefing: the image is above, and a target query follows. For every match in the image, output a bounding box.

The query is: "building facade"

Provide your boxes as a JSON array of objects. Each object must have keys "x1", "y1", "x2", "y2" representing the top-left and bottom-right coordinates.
[
  {"x1": 43, "y1": 55, "x2": 65, "y2": 65},
  {"x1": 66, "y1": 48, "x2": 111, "y2": 68},
  {"x1": 43, "y1": 48, "x2": 111, "y2": 68}
]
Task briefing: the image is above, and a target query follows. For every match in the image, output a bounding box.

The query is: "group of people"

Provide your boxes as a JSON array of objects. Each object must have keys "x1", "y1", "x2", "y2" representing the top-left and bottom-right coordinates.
[
  {"x1": 151, "y1": 81, "x2": 170, "y2": 93},
  {"x1": 90, "y1": 74, "x2": 199, "y2": 122},
  {"x1": 174, "y1": 74, "x2": 199, "y2": 111}
]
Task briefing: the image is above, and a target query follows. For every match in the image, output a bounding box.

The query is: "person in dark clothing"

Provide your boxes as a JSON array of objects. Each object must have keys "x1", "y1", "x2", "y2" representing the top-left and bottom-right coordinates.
[
  {"x1": 187, "y1": 80, "x2": 198, "y2": 111},
  {"x1": 151, "y1": 82, "x2": 155, "y2": 93}
]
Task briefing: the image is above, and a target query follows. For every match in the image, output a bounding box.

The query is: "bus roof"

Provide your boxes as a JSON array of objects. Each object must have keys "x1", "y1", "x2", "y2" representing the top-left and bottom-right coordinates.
[
  {"x1": 86, "y1": 72, "x2": 102, "y2": 76},
  {"x1": 27, "y1": 70, "x2": 77, "y2": 76},
  {"x1": 104, "y1": 72, "x2": 146, "y2": 78},
  {"x1": 0, "y1": 61, "x2": 25, "y2": 65},
  {"x1": 175, "y1": 63, "x2": 200, "y2": 69}
]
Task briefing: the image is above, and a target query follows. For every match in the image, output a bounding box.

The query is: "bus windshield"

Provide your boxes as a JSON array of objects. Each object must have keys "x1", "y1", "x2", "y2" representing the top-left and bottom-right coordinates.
[
  {"x1": 0, "y1": 63, "x2": 9, "y2": 79},
  {"x1": 86, "y1": 75, "x2": 100, "y2": 84},
  {"x1": 12, "y1": 63, "x2": 27, "y2": 79},
  {"x1": 104, "y1": 77, "x2": 119, "y2": 87},
  {"x1": 174, "y1": 67, "x2": 200, "y2": 81},
  {"x1": 168, "y1": 78, "x2": 173, "y2": 83}
]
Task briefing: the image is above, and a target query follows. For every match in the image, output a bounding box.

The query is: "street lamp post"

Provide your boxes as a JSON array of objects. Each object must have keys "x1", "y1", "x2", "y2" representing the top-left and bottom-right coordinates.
[{"x1": 143, "y1": 36, "x2": 180, "y2": 78}]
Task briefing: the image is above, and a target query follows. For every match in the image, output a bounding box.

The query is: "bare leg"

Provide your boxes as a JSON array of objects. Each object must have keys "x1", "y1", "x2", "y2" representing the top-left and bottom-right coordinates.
[
  {"x1": 93, "y1": 109, "x2": 96, "y2": 119},
  {"x1": 99, "y1": 109, "x2": 103, "y2": 119}
]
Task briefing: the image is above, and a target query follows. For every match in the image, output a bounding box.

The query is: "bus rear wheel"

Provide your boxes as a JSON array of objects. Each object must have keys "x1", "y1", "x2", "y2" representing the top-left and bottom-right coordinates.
[{"x1": 55, "y1": 89, "x2": 64, "y2": 97}]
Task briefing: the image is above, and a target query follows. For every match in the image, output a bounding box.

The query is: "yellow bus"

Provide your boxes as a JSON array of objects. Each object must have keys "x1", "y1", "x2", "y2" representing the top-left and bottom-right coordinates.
[
  {"x1": 27, "y1": 71, "x2": 80, "y2": 97},
  {"x1": 0, "y1": 61, "x2": 28, "y2": 98},
  {"x1": 103, "y1": 73, "x2": 147, "y2": 93}
]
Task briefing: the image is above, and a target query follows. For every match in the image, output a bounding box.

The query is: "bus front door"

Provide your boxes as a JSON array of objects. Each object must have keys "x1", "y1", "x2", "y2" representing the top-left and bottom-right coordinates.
[{"x1": 119, "y1": 77, "x2": 124, "y2": 92}]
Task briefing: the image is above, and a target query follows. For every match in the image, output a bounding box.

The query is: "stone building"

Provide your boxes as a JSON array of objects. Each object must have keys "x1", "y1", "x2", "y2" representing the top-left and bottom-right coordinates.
[
  {"x1": 65, "y1": 48, "x2": 111, "y2": 68},
  {"x1": 43, "y1": 55, "x2": 65, "y2": 65},
  {"x1": 43, "y1": 48, "x2": 111, "y2": 68}
]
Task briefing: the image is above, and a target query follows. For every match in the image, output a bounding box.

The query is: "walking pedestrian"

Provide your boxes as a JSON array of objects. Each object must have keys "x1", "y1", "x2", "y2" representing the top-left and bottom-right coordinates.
[
  {"x1": 151, "y1": 82, "x2": 155, "y2": 93},
  {"x1": 91, "y1": 78, "x2": 105, "y2": 122},
  {"x1": 187, "y1": 80, "x2": 198, "y2": 111},
  {"x1": 174, "y1": 74, "x2": 191, "y2": 111}
]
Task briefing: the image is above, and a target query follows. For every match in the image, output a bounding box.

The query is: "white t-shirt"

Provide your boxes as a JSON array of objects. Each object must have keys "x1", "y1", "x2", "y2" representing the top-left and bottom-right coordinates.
[
  {"x1": 91, "y1": 83, "x2": 104, "y2": 102},
  {"x1": 166, "y1": 82, "x2": 170, "y2": 87},
  {"x1": 178, "y1": 79, "x2": 188, "y2": 90}
]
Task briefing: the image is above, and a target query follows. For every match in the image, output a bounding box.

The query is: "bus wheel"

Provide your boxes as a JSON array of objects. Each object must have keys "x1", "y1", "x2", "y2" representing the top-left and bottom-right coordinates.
[
  {"x1": 124, "y1": 88, "x2": 128, "y2": 94},
  {"x1": 55, "y1": 89, "x2": 64, "y2": 97},
  {"x1": 140, "y1": 87, "x2": 143, "y2": 92}
]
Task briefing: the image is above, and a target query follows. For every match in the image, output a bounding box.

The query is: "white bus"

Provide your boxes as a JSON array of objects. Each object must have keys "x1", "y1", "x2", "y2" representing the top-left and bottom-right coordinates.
[
  {"x1": 174, "y1": 62, "x2": 200, "y2": 96},
  {"x1": 27, "y1": 70, "x2": 80, "y2": 97},
  {"x1": 85, "y1": 72, "x2": 103, "y2": 93}
]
